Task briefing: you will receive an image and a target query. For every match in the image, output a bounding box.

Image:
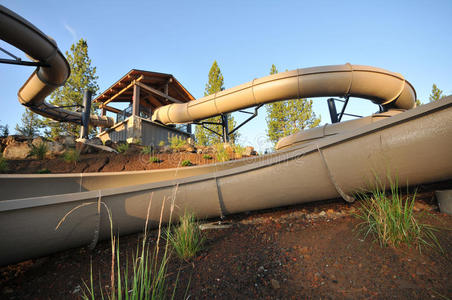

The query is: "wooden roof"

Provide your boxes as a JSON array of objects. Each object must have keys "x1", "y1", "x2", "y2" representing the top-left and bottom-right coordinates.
[{"x1": 93, "y1": 69, "x2": 195, "y2": 110}]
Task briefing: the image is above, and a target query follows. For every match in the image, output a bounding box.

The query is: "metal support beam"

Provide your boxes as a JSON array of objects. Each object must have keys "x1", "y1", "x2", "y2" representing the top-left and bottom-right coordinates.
[
  {"x1": 327, "y1": 98, "x2": 339, "y2": 123},
  {"x1": 80, "y1": 90, "x2": 92, "y2": 139},
  {"x1": 132, "y1": 84, "x2": 140, "y2": 116},
  {"x1": 221, "y1": 114, "x2": 230, "y2": 143}
]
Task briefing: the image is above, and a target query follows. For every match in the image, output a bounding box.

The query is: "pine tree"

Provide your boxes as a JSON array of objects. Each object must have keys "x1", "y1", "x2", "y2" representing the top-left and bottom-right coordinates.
[
  {"x1": 265, "y1": 64, "x2": 321, "y2": 146},
  {"x1": 195, "y1": 61, "x2": 237, "y2": 146},
  {"x1": 41, "y1": 38, "x2": 99, "y2": 138},
  {"x1": 429, "y1": 84, "x2": 443, "y2": 102},
  {"x1": 0, "y1": 121, "x2": 9, "y2": 137},
  {"x1": 15, "y1": 108, "x2": 43, "y2": 137}
]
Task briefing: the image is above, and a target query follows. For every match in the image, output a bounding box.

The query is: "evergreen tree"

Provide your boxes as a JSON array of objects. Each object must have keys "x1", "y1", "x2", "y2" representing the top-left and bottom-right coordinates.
[
  {"x1": 42, "y1": 38, "x2": 99, "y2": 138},
  {"x1": 0, "y1": 121, "x2": 9, "y2": 137},
  {"x1": 15, "y1": 108, "x2": 43, "y2": 137},
  {"x1": 429, "y1": 84, "x2": 443, "y2": 102},
  {"x1": 195, "y1": 61, "x2": 237, "y2": 146},
  {"x1": 265, "y1": 64, "x2": 321, "y2": 146},
  {"x1": 415, "y1": 99, "x2": 422, "y2": 107}
]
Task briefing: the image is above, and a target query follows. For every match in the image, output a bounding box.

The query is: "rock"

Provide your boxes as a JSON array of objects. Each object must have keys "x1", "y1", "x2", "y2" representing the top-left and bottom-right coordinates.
[
  {"x1": 32, "y1": 136, "x2": 47, "y2": 147},
  {"x1": 3, "y1": 142, "x2": 31, "y2": 159},
  {"x1": 5, "y1": 135, "x2": 29, "y2": 146},
  {"x1": 319, "y1": 211, "x2": 326, "y2": 217},
  {"x1": 244, "y1": 146, "x2": 256, "y2": 156},
  {"x1": 180, "y1": 144, "x2": 196, "y2": 153},
  {"x1": 197, "y1": 148, "x2": 203, "y2": 154},
  {"x1": 103, "y1": 139, "x2": 113, "y2": 147},
  {"x1": 90, "y1": 137, "x2": 103, "y2": 146},
  {"x1": 270, "y1": 279, "x2": 280, "y2": 289},
  {"x1": 56, "y1": 135, "x2": 76, "y2": 148},
  {"x1": 76, "y1": 141, "x2": 97, "y2": 154},
  {"x1": 47, "y1": 141, "x2": 65, "y2": 157}
]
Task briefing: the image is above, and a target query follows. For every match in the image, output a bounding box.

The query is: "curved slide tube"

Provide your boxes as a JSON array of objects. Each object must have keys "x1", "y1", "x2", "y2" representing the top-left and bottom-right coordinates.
[
  {"x1": 152, "y1": 64, "x2": 416, "y2": 124},
  {"x1": 1, "y1": 97, "x2": 451, "y2": 266},
  {"x1": 0, "y1": 5, "x2": 113, "y2": 127}
]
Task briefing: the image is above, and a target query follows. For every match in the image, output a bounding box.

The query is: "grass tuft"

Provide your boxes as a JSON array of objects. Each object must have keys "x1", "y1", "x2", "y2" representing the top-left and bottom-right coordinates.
[
  {"x1": 202, "y1": 154, "x2": 212, "y2": 160},
  {"x1": 29, "y1": 142, "x2": 48, "y2": 160},
  {"x1": 168, "y1": 212, "x2": 205, "y2": 260},
  {"x1": 215, "y1": 144, "x2": 229, "y2": 162},
  {"x1": 0, "y1": 154, "x2": 8, "y2": 173},
  {"x1": 149, "y1": 156, "x2": 162, "y2": 163},
  {"x1": 141, "y1": 146, "x2": 152, "y2": 155},
  {"x1": 169, "y1": 136, "x2": 187, "y2": 152},
  {"x1": 62, "y1": 148, "x2": 80, "y2": 163},
  {"x1": 181, "y1": 159, "x2": 193, "y2": 167},
  {"x1": 116, "y1": 142, "x2": 129, "y2": 154},
  {"x1": 354, "y1": 177, "x2": 442, "y2": 252}
]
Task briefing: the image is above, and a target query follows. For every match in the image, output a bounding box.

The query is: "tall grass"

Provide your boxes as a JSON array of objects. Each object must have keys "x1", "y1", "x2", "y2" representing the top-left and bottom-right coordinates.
[
  {"x1": 354, "y1": 177, "x2": 441, "y2": 252},
  {"x1": 167, "y1": 212, "x2": 205, "y2": 260},
  {"x1": 0, "y1": 154, "x2": 8, "y2": 173},
  {"x1": 215, "y1": 144, "x2": 229, "y2": 162},
  {"x1": 57, "y1": 191, "x2": 184, "y2": 300},
  {"x1": 29, "y1": 142, "x2": 48, "y2": 160},
  {"x1": 141, "y1": 146, "x2": 152, "y2": 155},
  {"x1": 169, "y1": 136, "x2": 187, "y2": 152}
]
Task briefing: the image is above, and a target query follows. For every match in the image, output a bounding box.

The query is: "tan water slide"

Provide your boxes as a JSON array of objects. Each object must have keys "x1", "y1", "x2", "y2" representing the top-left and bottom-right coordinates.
[
  {"x1": 0, "y1": 5, "x2": 113, "y2": 127},
  {"x1": 1, "y1": 5, "x2": 452, "y2": 267}
]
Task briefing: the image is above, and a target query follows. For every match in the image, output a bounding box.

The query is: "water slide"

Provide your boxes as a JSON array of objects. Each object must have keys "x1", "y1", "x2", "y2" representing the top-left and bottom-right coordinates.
[
  {"x1": 0, "y1": 5, "x2": 113, "y2": 127},
  {"x1": 1, "y1": 5, "x2": 452, "y2": 266}
]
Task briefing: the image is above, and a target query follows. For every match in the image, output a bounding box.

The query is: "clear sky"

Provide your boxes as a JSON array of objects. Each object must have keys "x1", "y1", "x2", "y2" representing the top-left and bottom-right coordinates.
[{"x1": 1, "y1": 0, "x2": 451, "y2": 151}]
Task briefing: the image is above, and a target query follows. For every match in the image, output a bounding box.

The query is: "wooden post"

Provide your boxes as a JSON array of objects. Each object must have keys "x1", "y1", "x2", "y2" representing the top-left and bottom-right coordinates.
[
  {"x1": 101, "y1": 107, "x2": 106, "y2": 117},
  {"x1": 164, "y1": 82, "x2": 169, "y2": 103},
  {"x1": 132, "y1": 84, "x2": 140, "y2": 116}
]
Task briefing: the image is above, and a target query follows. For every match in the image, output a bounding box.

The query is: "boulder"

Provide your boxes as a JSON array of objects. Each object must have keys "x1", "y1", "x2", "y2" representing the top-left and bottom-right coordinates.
[
  {"x1": 56, "y1": 135, "x2": 76, "y2": 148},
  {"x1": 244, "y1": 146, "x2": 256, "y2": 156},
  {"x1": 47, "y1": 141, "x2": 65, "y2": 157},
  {"x1": 3, "y1": 142, "x2": 31, "y2": 160},
  {"x1": 32, "y1": 137, "x2": 46, "y2": 147},
  {"x1": 179, "y1": 144, "x2": 197, "y2": 153}
]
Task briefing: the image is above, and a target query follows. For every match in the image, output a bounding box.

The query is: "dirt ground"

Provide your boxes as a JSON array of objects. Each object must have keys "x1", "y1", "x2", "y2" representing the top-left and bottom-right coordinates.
[
  {"x1": 1, "y1": 180, "x2": 451, "y2": 299},
  {"x1": 5, "y1": 152, "x2": 221, "y2": 174}
]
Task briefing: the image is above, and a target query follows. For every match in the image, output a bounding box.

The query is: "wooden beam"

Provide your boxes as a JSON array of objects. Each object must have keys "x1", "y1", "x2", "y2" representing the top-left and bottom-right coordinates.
[
  {"x1": 103, "y1": 105, "x2": 122, "y2": 114},
  {"x1": 99, "y1": 75, "x2": 143, "y2": 107},
  {"x1": 135, "y1": 81, "x2": 183, "y2": 104},
  {"x1": 132, "y1": 84, "x2": 140, "y2": 116}
]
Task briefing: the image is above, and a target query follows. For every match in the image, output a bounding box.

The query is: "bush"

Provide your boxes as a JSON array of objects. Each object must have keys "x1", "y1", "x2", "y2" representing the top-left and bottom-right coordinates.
[
  {"x1": 0, "y1": 154, "x2": 8, "y2": 173},
  {"x1": 202, "y1": 154, "x2": 212, "y2": 160},
  {"x1": 181, "y1": 159, "x2": 193, "y2": 167},
  {"x1": 354, "y1": 177, "x2": 441, "y2": 252},
  {"x1": 116, "y1": 142, "x2": 129, "y2": 154},
  {"x1": 170, "y1": 136, "x2": 187, "y2": 151},
  {"x1": 215, "y1": 144, "x2": 229, "y2": 162},
  {"x1": 168, "y1": 212, "x2": 205, "y2": 260},
  {"x1": 141, "y1": 145, "x2": 152, "y2": 155},
  {"x1": 149, "y1": 156, "x2": 162, "y2": 163},
  {"x1": 158, "y1": 140, "x2": 165, "y2": 147},
  {"x1": 232, "y1": 144, "x2": 246, "y2": 158},
  {"x1": 29, "y1": 142, "x2": 48, "y2": 160},
  {"x1": 62, "y1": 148, "x2": 80, "y2": 163},
  {"x1": 37, "y1": 168, "x2": 51, "y2": 174}
]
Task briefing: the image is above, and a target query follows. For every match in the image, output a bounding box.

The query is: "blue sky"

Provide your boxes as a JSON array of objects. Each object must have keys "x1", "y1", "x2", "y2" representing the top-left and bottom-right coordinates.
[{"x1": 1, "y1": 0, "x2": 451, "y2": 151}]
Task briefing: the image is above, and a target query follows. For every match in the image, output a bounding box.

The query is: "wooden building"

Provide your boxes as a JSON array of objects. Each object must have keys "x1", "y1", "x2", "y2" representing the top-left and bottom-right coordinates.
[{"x1": 93, "y1": 69, "x2": 195, "y2": 145}]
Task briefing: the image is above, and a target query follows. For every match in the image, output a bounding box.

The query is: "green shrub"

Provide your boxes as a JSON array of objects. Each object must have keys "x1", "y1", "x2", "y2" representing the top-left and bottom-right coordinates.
[
  {"x1": 149, "y1": 156, "x2": 162, "y2": 163},
  {"x1": 202, "y1": 154, "x2": 212, "y2": 160},
  {"x1": 29, "y1": 142, "x2": 48, "y2": 160},
  {"x1": 181, "y1": 159, "x2": 193, "y2": 167},
  {"x1": 62, "y1": 148, "x2": 80, "y2": 163},
  {"x1": 170, "y1": 136, "x2": 187, "y2": 151},
  {"x1": 158, "y1": 140, "x2": 165, "y2": 147},
  {"x1": 141, "y1": 145, "x2": 152, "y2": 155},
  {"x1": 215, "y1": 144, "x2": 229, "y2": 162},
  {"x1": 37, "y1": 168, "x2": 51, "y2": 174},
  {"x1": 354, "y1": 177, "x2": 441, "y2": 252},
  {"x1": 116, "y1": 142, "x2": 129, "y2": 154},
  {"x1": 168, "y1": 212, "x2": 205, "y2": 260},
  {"x1": 0, "y1": 154, "x2": 8, "y2": 173}
]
